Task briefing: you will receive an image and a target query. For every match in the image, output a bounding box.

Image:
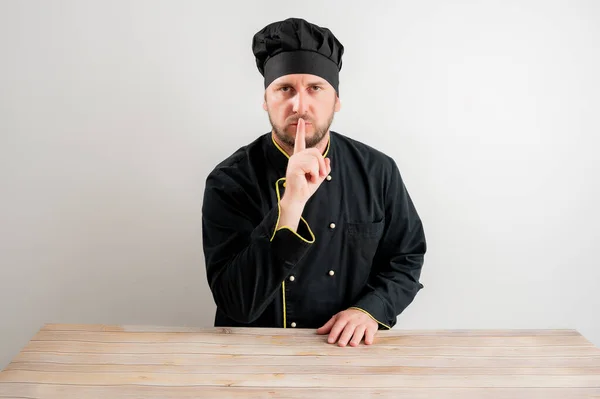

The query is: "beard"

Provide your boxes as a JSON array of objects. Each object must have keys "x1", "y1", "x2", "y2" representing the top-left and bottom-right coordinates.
[{"x1": 268, "y1": 106, "x2": 336, "y2": 149}]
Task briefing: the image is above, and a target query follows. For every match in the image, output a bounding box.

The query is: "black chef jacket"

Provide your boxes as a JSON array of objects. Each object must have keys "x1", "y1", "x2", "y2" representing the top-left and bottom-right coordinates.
[{"x1": 202, "y1": 131, "x2": 426, "y2": 330}]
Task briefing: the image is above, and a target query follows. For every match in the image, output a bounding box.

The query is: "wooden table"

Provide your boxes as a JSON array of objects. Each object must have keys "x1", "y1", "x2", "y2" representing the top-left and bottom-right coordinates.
[{"x1": 1, "y1": 324, "x2": 599, "y2": 398}]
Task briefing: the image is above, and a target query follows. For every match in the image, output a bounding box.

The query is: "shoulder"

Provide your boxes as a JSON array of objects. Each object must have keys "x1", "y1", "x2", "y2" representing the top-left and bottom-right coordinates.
[
  {"x1": 331, "y1": 131, "x2": 398, "y2": 173},
  {"x1": 205, "y1": 133, "x2": 268, "y2": 189}
]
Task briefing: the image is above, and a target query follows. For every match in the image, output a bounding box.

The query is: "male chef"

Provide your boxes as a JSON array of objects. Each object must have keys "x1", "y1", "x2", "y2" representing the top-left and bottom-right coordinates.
[{"x1": 202, "y1": 17, "x2": 426, "y2": 347}]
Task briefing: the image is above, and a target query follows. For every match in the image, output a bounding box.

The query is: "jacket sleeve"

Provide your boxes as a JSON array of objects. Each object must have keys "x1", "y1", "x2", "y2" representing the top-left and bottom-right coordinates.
[
  {"x1": 350, "y1": 159, "x2": 426, "y2": 329},
  {"x1": 202, "y1": 169, "x2": 314, "y2": 324}
]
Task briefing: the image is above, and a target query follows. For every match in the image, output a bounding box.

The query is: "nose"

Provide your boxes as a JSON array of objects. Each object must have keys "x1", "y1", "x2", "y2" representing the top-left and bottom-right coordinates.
[{"x1": 292, "y1": 90, "x2": 308, "y2": 115}]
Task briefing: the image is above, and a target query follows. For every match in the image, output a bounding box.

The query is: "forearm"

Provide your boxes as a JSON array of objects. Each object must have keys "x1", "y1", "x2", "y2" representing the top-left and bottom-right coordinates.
[
  {"x1": 352, "y1": 252, "x2": 425, "y2": 329},
  {"x1": 352, "y1": 157, "x2": 426, "y2": 328},
  {"x1": 276, "y1": 197, "x2": 306, "y2": 233},
  {"x1": 204, "y1": 204, "x2": 314, "y2": 324}
]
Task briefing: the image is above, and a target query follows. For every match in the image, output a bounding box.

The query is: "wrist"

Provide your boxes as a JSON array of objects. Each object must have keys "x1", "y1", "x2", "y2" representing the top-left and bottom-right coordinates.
[
  {"x1": 279, "y1": 195, "x2": 306, "y2": 213},
  {"x1": 277, "y1": 196, "x2": 305, "y2": 232}
]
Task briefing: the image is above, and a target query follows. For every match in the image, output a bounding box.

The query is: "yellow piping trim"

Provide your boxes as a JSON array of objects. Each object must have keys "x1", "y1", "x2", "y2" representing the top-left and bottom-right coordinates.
[
  {"x1": 272, "y1": 135, "x2": 290, "y2": 159},
  {"x1": 269, "y1": 178, "x2": 315, "y2": 243},
  {"x1": 268, "y1": 177, "x2": 287, "y2": 328},
  {"x1": 270, "y1": 177, "x2": 286, "y2": 242},
  {"x1": 276, "y1": 223, "x2": 315, "y2": 243},
  {"x1": 349, "y1": 307, "x2": 391, "y2": 330},
  {"x1": 269, "y1": 176, "x2": 315, "y2": 328},
  {"x1": 282, "y1": 281, "x2": 287, "y2": 328},
  {"x1": 323, "y1": 135, "x2": 331, "y2": 157}
]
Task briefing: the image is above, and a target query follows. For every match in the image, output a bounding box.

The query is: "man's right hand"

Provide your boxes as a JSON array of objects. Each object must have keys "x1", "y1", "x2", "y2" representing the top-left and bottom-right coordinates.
[
  {"x1": 282, "y1": 118, "x2": 331, "y2": 205},
  {"x1": 276, "y1": 118, "x2": 331, "y2": 232}
]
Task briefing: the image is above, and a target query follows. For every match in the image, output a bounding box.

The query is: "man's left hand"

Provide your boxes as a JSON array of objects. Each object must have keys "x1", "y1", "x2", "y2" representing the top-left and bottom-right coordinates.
[{"x1": 316, "y1": 308, "x2": 378, "y2": 346}]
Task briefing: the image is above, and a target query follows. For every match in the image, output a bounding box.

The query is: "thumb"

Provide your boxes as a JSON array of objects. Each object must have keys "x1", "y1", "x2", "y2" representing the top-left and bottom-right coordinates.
[{"x1": 316, "y1": 315, "x2": 336, "y2": 335}]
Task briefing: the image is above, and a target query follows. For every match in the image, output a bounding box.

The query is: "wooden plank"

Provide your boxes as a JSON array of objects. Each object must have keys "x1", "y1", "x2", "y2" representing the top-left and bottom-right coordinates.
[
  {"x1": 1, "y1": 384, "x2": 599, "y2": 399},
  {"x1": 41, "y1": 324, "x2": 583, "y2": 337},
  {"x1": 19, "y1": 340, "x2": 600, "y2": 357},
  {"x1": 10, "y1": 351, "x2": 600, "y2": 368},
  {"x1": 119, "y1": 326, "x2": 583, "y2": 337},
  {"x1": 5, "y1": 362, "x2": 600, "y2": 375},
  {"x1": 1, "y1": 370, "x2": 600, "y2": 388},
  {"x1": 31, "y1": 331, "x2": 595, "y2": 347}
]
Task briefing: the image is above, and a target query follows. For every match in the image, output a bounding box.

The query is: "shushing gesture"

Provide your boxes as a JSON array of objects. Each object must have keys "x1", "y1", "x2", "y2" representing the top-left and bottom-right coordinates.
[
  {"x1": 282, "y1": 118, "x2": 331, "y2": 206},
  {"x1": 276, "y1": 118, "x2": 331, "y2": 232}
]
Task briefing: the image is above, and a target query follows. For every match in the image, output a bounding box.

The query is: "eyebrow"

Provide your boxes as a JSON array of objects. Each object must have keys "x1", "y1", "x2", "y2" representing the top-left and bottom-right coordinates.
[{"x1": 273, "y1": 81, "x2": 328, "y2": 88}]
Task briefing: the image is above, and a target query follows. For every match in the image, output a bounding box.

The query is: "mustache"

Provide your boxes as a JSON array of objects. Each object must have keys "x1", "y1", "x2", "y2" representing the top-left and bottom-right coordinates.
[{"x1": 287, "y1": 116, "x2": 314, "y2": 124}]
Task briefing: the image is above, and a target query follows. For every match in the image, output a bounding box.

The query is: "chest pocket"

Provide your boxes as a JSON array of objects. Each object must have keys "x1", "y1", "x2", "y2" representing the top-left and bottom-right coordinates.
[
  {"x1": 346, "y1": 220, "x2": 385, "y2": 262},
  {"x1": 347, "y1": 220, "x2": 385, "y2": 239}
]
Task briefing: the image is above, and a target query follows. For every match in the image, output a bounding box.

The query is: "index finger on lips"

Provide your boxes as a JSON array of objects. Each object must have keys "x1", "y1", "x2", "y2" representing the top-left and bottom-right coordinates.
[{"x1": 294, "y1": 118, "x2": 306, "y2": 154}]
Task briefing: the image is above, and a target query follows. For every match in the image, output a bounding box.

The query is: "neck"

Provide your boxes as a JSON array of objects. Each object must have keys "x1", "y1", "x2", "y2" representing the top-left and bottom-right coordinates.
[{"x1": 272, "y1": 131, "x2": 331, "y2": 157}]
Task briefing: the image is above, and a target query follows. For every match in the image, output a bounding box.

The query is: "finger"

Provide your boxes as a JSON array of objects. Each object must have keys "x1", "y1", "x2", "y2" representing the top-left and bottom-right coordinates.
[
  {"x1": 318, "y1": 153, "x2": 327, "y2": 177},
  {"x1": 327, "y1": 318, "x2": 348, "y2": 344},
  {"x1": 337, "y1": 323, "x2": 357, "y2": 347},
  {"x1": 307, "y1": 160, "x2": 320, "y2": 183},
  {"x1": 309, "y1": 152, "x2": 327, "y2": 179},
  {"x1": 325, "y1": 157, "x2": 331, "y2": 175},
  {"x1": 305, "y1": 150, "x2": 327, "y2": 179},
  {"x1": 349, "y1": 325, "x2": 366, "y2": 347},
  {"x1": 294, "y1": 118, "x2": 306, "y2": 154},
  {"x1": 297, "y1": 156, "x2": 319, "y2": 183},
  {"x1": 316, "y1": 316, "x2": 336, "y2": 335},
  {"x1": 364, "y1": 325, "x2": 377, "y2": 345}
]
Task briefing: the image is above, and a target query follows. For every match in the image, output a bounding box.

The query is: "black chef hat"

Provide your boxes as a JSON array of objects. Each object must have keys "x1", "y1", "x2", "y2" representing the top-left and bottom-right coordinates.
[{"x1": 252, "y1": 18, "x2": 344, "y2": 95}]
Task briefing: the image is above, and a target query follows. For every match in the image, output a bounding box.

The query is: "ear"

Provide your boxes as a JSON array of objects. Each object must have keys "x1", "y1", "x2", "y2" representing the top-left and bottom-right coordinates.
[
  {"x1": 262, "y1": 92, "x2": 268, "y2": 111},
  {"x1": 334, "y1": 95, "x2": 341, "y2": 112}
]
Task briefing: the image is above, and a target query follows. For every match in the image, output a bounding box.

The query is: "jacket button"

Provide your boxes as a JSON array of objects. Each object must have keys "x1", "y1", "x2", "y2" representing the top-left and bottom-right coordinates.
[
  {"x1": 326, "y1": 175, "x2": 332, "y2": 181},
  {"x1": 289, "y1": 275, "x2": 295, "y2": 282},
  {"x1": 291, "y1": 322, "x2": 297, "y2": 328},
  {"x1": 328, "y1": 270, "x2": 335, "y2": 276},
  {"x1": 329, "y1": 223, "x2": 336, "y2": 229}
]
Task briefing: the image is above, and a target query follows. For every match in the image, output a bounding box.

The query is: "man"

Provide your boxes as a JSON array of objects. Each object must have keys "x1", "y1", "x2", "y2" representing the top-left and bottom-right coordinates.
[{"x1": 202, "y1": 18, "x2": 426, "y2": 347}]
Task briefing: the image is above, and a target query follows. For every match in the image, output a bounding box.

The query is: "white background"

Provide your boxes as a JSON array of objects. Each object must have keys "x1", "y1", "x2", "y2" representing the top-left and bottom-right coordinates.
[{"x1": 1, "y1": 0, "x2": 599, "y2": 369}]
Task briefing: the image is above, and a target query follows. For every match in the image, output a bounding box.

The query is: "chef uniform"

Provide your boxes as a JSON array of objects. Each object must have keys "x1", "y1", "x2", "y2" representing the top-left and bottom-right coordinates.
[{"x1": 202, "y1": 18, "x2": 426, "y2": 330}]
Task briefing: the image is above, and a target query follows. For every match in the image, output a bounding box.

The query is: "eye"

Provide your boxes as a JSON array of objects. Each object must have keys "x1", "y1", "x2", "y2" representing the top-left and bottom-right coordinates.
[
  {"x1": 279, "y1": 86, "x2": 292, "y2": 92},
  {"x1": 311, "y1": 86, "x2": 322, "y2": 91}
]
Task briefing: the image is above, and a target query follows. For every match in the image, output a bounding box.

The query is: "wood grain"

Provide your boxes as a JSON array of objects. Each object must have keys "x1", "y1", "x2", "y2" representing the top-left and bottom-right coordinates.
[
  {"x1": 19, "y1": 340, "x2": 599, "y2": 357},
  {"x1": 31, "y1": 330, "x2": 595, "y2": 347},
  {"x1": 1, "y1": 324, "x2": 599, "y2": 398},
  {"x1": 10, "y1": 352, "x2": 600, "y2": 368},
  {"x1": 1, "y1": 384, "x2": 599, "y2": 399}
]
